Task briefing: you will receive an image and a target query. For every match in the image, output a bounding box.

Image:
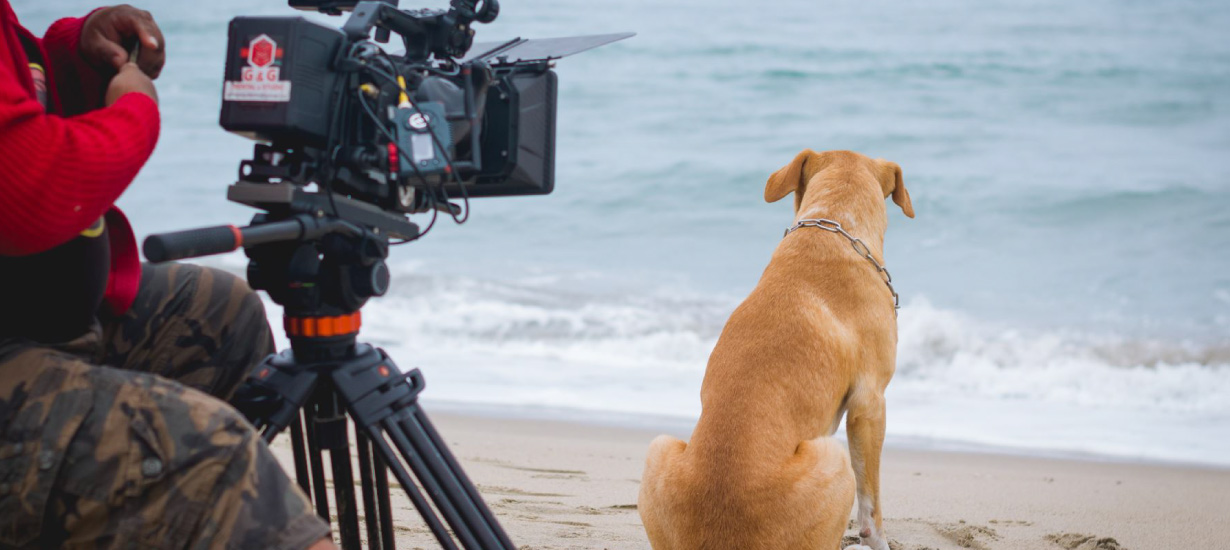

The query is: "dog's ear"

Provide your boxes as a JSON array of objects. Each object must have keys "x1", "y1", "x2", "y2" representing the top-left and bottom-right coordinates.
[
  {"x1": 881, "y1": 160, "x2": 914, "y2": 218},
  {"x1": 765, "y1": 149, "x2": 815, "y2": 203}
]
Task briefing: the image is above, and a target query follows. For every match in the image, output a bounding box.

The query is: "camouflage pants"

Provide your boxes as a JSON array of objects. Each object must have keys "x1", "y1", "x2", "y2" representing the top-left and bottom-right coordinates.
[{"x1": 0, "y1": 263, "x2": 330, "y2": 549}]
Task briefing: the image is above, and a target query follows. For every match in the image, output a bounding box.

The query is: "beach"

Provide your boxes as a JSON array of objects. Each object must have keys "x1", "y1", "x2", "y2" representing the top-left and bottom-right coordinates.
[
  {"x1": 12, "y1": 0, "x2": 1225, "y2": 546},
  {"x1": 16, "y1": 0, "x2": 1228, "y2": 470},
  {"x1": 271, "y1": 411, "x2": 1230, "y2": 550}
]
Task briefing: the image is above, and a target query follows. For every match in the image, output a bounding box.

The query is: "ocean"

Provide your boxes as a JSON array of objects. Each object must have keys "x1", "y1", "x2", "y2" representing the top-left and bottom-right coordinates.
[{"x1": 16, "y1": 0, "x2": 1230, "y2": 466}]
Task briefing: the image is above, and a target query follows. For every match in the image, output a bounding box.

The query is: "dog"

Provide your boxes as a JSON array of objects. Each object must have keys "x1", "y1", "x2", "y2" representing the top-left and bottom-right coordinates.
[{"x1": 638, "y1": 150, "x2": 913, "y2": 550}]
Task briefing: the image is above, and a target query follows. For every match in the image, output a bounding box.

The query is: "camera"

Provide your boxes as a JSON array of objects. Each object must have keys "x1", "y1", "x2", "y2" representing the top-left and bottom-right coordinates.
[
  {"x1": 142, "y1": 7, "x2": 631, "y2": 546},
  {"x1": 218, "y1": 0, "x2": 630, "y2": 213}
]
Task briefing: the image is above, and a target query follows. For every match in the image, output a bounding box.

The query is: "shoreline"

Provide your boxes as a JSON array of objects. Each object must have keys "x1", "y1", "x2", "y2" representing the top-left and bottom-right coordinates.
[
  {"x1": 420, "y1": 398, "x2": 1230, "y2": 472},
  {"x1": 270, "y1": 409, "x2": 1230, "y2": 549}
]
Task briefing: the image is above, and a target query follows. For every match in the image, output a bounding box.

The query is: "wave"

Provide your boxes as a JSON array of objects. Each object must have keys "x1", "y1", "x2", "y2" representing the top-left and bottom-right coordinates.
[
  {"x1": 220, "y1": 257, "x2": 1230, "y2": 464},
  {"x1": 338, "y1": 271, "x2": 1230, "y2": 414},
  {"x1": 896, "y1": 299, "x2": 1229, "y2": 415}
]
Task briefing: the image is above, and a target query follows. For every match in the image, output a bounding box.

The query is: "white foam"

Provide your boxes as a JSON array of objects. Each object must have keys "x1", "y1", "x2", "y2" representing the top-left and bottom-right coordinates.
[
  {"x1": 259, "y1": 270, "x2": 1230, "y2": 466},
  {"x1": 895, "y1": 298, "x2": 1230, "y2": 415}
]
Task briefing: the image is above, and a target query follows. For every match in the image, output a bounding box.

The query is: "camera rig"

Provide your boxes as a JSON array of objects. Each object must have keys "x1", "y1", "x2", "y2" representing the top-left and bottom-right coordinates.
[
  {"x1": 143, "y1": 1, "x2": 631, "y2": 549},
  {"x1": 220, "y1": 0, "x2": 631, "y2": 216}
]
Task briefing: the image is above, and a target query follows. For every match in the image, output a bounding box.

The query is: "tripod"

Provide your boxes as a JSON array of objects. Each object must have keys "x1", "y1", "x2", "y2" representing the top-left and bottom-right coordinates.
[{"x1": 144, "y1": 185, "x2": 516, "y2": 550}]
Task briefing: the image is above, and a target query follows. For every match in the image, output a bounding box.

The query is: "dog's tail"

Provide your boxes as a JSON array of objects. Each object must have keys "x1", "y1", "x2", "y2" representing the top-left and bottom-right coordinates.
[{"x1": 639, "y1": 435, "x2": 688, "y2": 550}]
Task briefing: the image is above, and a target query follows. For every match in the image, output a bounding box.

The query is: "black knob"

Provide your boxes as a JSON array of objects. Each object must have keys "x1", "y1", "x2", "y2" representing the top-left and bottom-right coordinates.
[
  {"x1": 475, "y1": 0, "x2": 499, "y2": 23},
  {"x1": 356, "y1": 261, "x2": 391, "y2": 298}
]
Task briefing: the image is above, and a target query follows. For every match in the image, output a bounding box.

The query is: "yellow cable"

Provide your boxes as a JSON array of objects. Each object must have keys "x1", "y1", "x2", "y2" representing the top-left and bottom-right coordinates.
[{"x1": 397, "y1": 76, "x2": 411, "y2": 107}]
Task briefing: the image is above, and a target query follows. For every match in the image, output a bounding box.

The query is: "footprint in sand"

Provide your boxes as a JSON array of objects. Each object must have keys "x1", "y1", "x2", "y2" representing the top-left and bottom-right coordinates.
[
  {"x1": 1047, "y1": 532, "x2": 1125, "y2": 550},
  {"x1": 988, "y1": 519, "x2": 1034, "y2": 527},
  {"x1": 475, "y1": 484, "x2": 570, "y2": 498},
  {"x1": 931, "y1": 522, "x2": 999, "y2": 550},
  {"x1": 470, "y1": 457, "x2": 589, "y2": 479}
]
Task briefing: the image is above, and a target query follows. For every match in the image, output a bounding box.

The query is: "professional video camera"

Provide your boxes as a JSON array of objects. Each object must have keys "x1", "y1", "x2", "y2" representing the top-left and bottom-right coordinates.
[
  {"x1": 143, "y1": 2, "x2": 630, "y2": 548},
  {"x1": 218, "y1": 0, "x2": 630, "y2": 216}
]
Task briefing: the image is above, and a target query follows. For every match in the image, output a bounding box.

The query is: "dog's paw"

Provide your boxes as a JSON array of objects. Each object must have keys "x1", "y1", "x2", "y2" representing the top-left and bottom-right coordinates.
[
  {"x1": 842, "y1": 545, "x2": 873, "y2": 550},
  {"x1": 855, "y1": 525, "x2": 891, "y2": 550}
]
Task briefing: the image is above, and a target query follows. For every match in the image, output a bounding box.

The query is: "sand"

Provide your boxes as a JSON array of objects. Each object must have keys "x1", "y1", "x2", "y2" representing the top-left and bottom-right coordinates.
[{"x1": 269, "y1": 411, "x2": 1230, "y2": 550}]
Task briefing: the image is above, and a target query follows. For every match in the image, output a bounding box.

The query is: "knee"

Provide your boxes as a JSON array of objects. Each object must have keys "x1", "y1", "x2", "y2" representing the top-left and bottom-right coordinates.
[
  {"x1": 198, "y1": 266, "x2": 275, "y2": 365},
  {"x1": 233, "y1": 285, "x2": 274, "y2": 352},
  {"x1": 204, "y1": 267, "x2": 270, "y2": 332},
  {"x1": 846, "y1": 387, "x2": 886, "y2": 422},
  {"x1": 232, "y1": 276, "x2": 275, "y2": 357},
  {"x1": 231, "y1": 273, "x2": 268, "y2": 324}
]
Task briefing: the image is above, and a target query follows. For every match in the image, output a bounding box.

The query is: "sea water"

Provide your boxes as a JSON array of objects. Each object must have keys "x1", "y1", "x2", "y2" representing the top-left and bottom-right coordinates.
[{"x1": 17, "y1": 0, "x2": 1230, "y2": 466}]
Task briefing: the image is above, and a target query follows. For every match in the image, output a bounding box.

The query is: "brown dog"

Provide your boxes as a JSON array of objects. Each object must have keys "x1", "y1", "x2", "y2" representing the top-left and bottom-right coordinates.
[{"x1": 638, "y1": 150, "x2": 912, "y2": 550}]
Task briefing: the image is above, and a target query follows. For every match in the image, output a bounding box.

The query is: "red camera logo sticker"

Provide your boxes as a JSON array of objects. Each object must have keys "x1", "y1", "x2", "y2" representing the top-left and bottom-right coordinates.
[
  {"x1": 249, "y1": 35, "x2": 276, "y2": 67},
  {"x1": 225, "y1": 34, "x2": 291, "y2": 102}
]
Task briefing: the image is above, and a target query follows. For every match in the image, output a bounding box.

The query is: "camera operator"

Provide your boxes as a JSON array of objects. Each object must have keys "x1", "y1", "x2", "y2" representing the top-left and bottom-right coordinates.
[{"x1": 0, "y1": 3, "x2": 337, "y2": 548}]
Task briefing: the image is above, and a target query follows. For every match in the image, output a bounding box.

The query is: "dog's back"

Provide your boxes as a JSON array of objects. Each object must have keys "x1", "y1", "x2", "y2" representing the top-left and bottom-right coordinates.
[
  {"x1": 639, "y1": 150, "x2": 912, "y2": 550},
  {"x1": 639, "y1": 268, "x2": 860, "y2": 549}
]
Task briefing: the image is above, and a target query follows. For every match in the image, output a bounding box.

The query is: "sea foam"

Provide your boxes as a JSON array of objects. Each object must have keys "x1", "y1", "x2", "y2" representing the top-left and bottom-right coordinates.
[{"x1": 259, "y1": 269, "x2": 1229, "y2": 466}]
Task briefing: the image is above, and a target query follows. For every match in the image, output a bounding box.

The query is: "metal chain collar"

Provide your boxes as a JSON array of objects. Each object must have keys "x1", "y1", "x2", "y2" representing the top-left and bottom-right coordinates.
[{"x1": 784, "y1": 218, "x2": 900, "y2": 311}]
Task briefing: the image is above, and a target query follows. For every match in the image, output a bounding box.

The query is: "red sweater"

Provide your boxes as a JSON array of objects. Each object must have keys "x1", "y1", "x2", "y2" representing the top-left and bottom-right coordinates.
[{"x1": 0, "y1": 1, "x2": 159, "y2": 313}]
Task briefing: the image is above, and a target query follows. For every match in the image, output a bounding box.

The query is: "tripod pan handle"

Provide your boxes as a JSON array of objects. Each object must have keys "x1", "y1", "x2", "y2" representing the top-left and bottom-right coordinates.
[{"x1": 144, "y1": 225, "x2": 242, "y2": 262}]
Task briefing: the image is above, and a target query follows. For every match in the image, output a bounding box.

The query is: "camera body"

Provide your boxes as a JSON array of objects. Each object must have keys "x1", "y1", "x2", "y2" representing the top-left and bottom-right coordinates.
[{"x1": 218, "y1": 5, "x2": 571, "y2": 211}]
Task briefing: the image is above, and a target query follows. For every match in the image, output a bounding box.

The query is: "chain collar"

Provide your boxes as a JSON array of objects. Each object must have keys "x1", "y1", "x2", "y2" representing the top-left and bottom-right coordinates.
[{"x1": 784, "y1": 218, "x2": 900, "y2": 311}]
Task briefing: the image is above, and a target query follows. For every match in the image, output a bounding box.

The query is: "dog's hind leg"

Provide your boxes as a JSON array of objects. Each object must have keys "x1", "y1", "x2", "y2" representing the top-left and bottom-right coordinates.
[
  {"x1": 639, "y1": 435, "x2": 687, "y2": 550},
  {"x1": 845, "y1": 386, "x2": 889, "y2": 550}
]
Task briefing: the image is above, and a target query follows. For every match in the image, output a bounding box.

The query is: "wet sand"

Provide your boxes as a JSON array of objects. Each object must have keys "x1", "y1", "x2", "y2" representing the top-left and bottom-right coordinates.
[{"x1": 269, "y1": 411, "x2": 1230, "y2": 549}]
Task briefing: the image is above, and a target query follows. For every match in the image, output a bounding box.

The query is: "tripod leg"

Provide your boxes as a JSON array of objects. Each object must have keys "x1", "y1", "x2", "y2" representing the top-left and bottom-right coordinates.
[
  {"x1": 381, "y1": 409, "x2": 514, "y2": 550},
  {"x1": 331, "y1": 348, "x2": 514, "y2": 549},
  {"x1": 407, "y1": 407, "x2": 515, "y2": 549},
  {"x1": 304, "y1": 410, "x2": 331, "y2": 524},
  {"x1": 330, "y1": 441, "x2": 362, "y2": 550},
  {"x1": 317, "y1": 395, "x2": 362, "y2": 550},
  {"x1": 290, "y1": 413, "x2": 312, "y2": 497},
  {"x1": 366, "y1": 434, "x2": 461, "y2": 550},
  {"x1": 374, "y1": 453, "x2": 396, "y2": 550},
  {"x1": 356, "y1": 433, "x2": 382, "y2": 550},
  {"x1": 380, "y1": 419, "x2": 484, "y2": 548}
]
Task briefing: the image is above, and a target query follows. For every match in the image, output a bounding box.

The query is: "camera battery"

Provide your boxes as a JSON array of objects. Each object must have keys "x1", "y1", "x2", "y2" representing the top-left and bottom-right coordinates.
[
  {"x1": 220, "y1": 17, "x2": 344, "y2": 146},
  {"x1": 393, "y1": 102, "x2": 452, "y2": 178}
]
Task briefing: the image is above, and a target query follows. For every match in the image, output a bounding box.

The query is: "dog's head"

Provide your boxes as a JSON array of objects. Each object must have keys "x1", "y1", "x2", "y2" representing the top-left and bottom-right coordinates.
[{"x1": 764, "y1": 149, "x2": 914, "y2": 219}]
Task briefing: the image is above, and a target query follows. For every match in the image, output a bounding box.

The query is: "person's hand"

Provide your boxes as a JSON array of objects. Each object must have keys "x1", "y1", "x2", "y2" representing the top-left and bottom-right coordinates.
[
  {"x1": 105, "y1": 62, "x2": 157, "y2": 106},
  {"x1": 80, "y1": 5, "x2": 166, "y2": 79}
]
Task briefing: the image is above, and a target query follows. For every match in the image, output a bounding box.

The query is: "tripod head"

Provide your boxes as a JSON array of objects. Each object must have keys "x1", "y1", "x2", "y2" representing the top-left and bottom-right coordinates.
[{"x1": 143, "y1": 180, "x2": 416, "y2": 358}]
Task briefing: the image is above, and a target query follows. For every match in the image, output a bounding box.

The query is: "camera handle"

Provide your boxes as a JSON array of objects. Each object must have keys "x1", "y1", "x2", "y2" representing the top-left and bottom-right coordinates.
[
  {"x1": 145, "y1": 209, "x2": 517, "y2": 550},
  {"x1": 341, "y1": 0, "x2": 497, "y2": 63}
]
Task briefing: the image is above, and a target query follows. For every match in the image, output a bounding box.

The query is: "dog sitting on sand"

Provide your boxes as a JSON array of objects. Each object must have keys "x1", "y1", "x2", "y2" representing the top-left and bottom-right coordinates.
[{"x1": 638, "y1": 150, "x2": 913, "y2": 550}]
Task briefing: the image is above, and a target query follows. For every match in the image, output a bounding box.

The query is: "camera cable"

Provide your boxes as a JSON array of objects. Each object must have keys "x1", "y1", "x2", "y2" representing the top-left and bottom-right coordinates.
[
  {"x1": 377, "y1": 48, "x2": 473, "y2": 225},
  {"x1": 356, "y1": 87, "x2": 441, "y2": 241},
  {"x1": 365, "y1": 53, "x2": 472, "y2": 225}
]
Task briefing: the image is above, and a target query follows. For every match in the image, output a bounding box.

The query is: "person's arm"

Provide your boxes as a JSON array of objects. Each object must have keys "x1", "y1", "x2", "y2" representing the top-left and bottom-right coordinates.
[
  {"x1": 41, "y1": 12, "x2": 106, "y2": 115},
  {"x1": 42, "y1": 7, "x2": 164, "y2": 116},
  {"x1": 0, "y1": 38, "x2": 159, "y2": 256}
]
